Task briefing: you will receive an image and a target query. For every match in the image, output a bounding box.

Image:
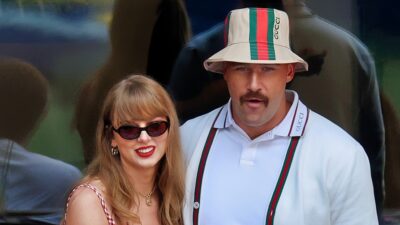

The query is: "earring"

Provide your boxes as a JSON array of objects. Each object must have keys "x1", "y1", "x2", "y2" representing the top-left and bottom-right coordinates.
[{"x1": 111, "y1": 146, "x2": 119, "y2": 155}]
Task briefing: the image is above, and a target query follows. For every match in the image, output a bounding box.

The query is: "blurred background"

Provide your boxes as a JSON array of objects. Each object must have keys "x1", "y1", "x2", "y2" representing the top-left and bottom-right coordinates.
[
  {"x1": 0, "y1": 0, "x2": 398, "y2": 213},
  {"x1": 0, "y1": 0, "x2": 112, "y2": 169}
]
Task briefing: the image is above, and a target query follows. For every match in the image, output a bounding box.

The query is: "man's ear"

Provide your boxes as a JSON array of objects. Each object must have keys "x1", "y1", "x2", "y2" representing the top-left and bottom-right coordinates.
[
  {"x1": 222, "y1": 62, "x2": 229, "y2": 80},
  {"x1": 286, "y1": 63, "x2": 295, "y2": 83}
]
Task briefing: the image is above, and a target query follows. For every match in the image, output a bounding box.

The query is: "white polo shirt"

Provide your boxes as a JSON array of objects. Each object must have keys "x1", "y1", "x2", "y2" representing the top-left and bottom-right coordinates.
[{"x1": 199, "y1": 90, "x2": 309, "y2": 225}]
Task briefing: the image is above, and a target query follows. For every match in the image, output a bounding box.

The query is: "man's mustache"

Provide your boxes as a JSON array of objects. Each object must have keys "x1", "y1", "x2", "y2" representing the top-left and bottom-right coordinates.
[{"x1": 240, "y1": 91, "x2": 269, "y2": 106}]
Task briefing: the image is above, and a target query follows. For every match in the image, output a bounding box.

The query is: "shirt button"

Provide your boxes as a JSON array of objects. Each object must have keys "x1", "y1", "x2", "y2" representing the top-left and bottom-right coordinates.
[{"x1": 193, "y1": 201, "x2": 200, "y2": 209}]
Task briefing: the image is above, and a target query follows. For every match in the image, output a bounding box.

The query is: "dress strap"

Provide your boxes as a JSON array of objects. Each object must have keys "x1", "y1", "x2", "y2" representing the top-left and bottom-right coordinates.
[{"x1": 63, "y1": 184, "x2": 116, "y2": 225}]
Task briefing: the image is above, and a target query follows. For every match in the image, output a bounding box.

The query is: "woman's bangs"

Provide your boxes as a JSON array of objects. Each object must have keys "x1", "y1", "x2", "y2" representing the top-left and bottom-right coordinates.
[{"x1": 112, "y1": 89, "x2": 167, "y2": 126}]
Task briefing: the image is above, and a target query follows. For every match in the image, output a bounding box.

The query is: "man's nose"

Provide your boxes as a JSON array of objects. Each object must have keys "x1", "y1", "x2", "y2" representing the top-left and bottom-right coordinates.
[{"x1": 248, "y1": 72, "x2": 261, "y2": 91}]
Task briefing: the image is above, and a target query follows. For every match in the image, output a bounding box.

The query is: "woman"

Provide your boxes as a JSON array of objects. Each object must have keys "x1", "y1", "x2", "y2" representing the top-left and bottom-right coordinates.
[{"x1": 63, "y1": 75, "x2": 185, "y2": 225}]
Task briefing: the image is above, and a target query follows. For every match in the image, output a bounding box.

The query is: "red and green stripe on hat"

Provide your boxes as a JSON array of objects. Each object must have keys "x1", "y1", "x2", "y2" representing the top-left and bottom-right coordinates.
[{"x1": 224, "y1": 8, "x2": 277, "y2": 60}]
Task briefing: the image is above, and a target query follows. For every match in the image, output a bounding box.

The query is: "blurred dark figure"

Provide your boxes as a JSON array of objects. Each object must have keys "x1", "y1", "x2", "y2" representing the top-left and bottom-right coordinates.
[
  {"x1": 168, "y1": 0, "x2": 384, "y2": 219},
  {"x1": 74, "y1": 0, "x2": 191, "y2": 164},
  {"x1": 381, "y1": 91, "x2": 400, "y2": 209},
  {"x1": 0, "y1": 57, "x2": 82, "y2": 225},
  {"x1": 184, "y1": 0, "x2": 239, "y2": 34}
]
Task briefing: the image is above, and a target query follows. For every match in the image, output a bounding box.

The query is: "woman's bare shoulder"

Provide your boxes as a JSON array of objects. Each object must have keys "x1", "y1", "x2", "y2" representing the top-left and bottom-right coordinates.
[{"x1": 65, "y1": 180, "x2": 111, "y2": 225}]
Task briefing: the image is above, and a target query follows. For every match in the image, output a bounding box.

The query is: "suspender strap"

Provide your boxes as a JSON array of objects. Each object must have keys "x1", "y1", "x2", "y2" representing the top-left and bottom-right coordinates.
[
  {"x1": 193, "y1": 109, "x2": 222, "y2": 225},
  {"x1": 266, "y1": 136, "x2": 300, "y2": 225}
]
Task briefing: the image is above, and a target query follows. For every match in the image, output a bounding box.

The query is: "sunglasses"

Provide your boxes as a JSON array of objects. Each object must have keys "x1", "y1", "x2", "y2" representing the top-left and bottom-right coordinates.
[{"x1": 112, "y1": 121, "x2": 170, "y2": 140}]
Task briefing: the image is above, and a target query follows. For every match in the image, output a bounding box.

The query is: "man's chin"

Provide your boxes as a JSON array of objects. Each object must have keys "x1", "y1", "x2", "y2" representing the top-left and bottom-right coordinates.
[{"x1": 242, "y1": 116, "x2": 270, "y2": 128}]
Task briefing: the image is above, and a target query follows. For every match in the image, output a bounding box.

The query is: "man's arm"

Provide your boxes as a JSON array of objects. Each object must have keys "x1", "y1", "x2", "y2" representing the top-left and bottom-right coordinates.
[{"x1": 328, "y1": 141, "x2": 379, "y2": 225}]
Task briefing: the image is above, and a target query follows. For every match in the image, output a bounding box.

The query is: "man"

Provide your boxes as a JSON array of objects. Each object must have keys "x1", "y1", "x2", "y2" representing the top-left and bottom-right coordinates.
[
  {"x1": 0, "y1": 57, "x2": 82, "y2": 224},
  {"x1": 180, "y1": 8, "x2": 378, "y2": 225},
  {"x1": 170, "y1": 0, "x2": 384, "y2": 218}
]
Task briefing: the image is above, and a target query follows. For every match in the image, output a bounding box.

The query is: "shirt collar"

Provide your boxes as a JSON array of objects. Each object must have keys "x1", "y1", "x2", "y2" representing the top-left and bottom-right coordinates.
[{"x1": 214, "y1": 90, "x2": 309, "y2": 137}]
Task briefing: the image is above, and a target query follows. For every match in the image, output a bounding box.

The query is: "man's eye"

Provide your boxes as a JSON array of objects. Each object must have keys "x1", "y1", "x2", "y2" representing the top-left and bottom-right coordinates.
[
  {"x1": 261, "y1": 66, "x2": 274, "y2": 72},
  {"x1": 235, "y1": 66, "x2": 248, "y2": 71}
]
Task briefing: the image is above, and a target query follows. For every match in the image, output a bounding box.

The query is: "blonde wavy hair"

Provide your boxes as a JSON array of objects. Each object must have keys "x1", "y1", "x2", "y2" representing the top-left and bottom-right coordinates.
[{"x1": 83, "y1": 74, "x2": 185, "y2": 225}]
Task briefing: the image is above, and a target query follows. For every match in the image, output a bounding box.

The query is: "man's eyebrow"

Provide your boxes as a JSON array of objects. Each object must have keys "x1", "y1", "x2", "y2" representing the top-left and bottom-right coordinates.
[{"x1": 230, "y1": 62, "x2": 246, "y2": 66}]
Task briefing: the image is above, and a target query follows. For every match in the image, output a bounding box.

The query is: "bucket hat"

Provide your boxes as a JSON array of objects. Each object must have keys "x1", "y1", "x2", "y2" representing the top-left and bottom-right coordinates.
[{"x1": 204, "y1": 8, "x2": 308, "y2": 73}]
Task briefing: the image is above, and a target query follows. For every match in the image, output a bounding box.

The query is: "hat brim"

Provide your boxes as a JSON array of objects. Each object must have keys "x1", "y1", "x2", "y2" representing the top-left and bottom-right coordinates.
[{"x1": 204, "y1": 43, "x2": 309, "y2": 74}]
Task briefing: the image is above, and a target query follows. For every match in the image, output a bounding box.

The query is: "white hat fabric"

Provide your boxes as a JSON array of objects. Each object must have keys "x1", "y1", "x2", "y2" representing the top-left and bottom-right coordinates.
[{"x1": 204, "y1": 8, "x2": 308, "y2": 74}]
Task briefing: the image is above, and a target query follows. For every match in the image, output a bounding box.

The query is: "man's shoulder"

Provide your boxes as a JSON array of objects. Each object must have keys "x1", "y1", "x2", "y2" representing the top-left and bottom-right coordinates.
[
  {"x1": 307, "y1": 111, "x2": 356, "y2": 139},
  {"x1": 180, "y1": 107, "x2": 222, "y2": 145},
  {"x1": 300, "y1": 111, "x2": 371, "y2": 173},
  {"x1": 181, "y1": 107, "x2": 222, "y2": 132},
  {"x1": 305, "y1": 111, "x2": 364, "y2": 151},
  {"x1": 180, "y1": 107, "x2": 223, "y2": 163}
]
